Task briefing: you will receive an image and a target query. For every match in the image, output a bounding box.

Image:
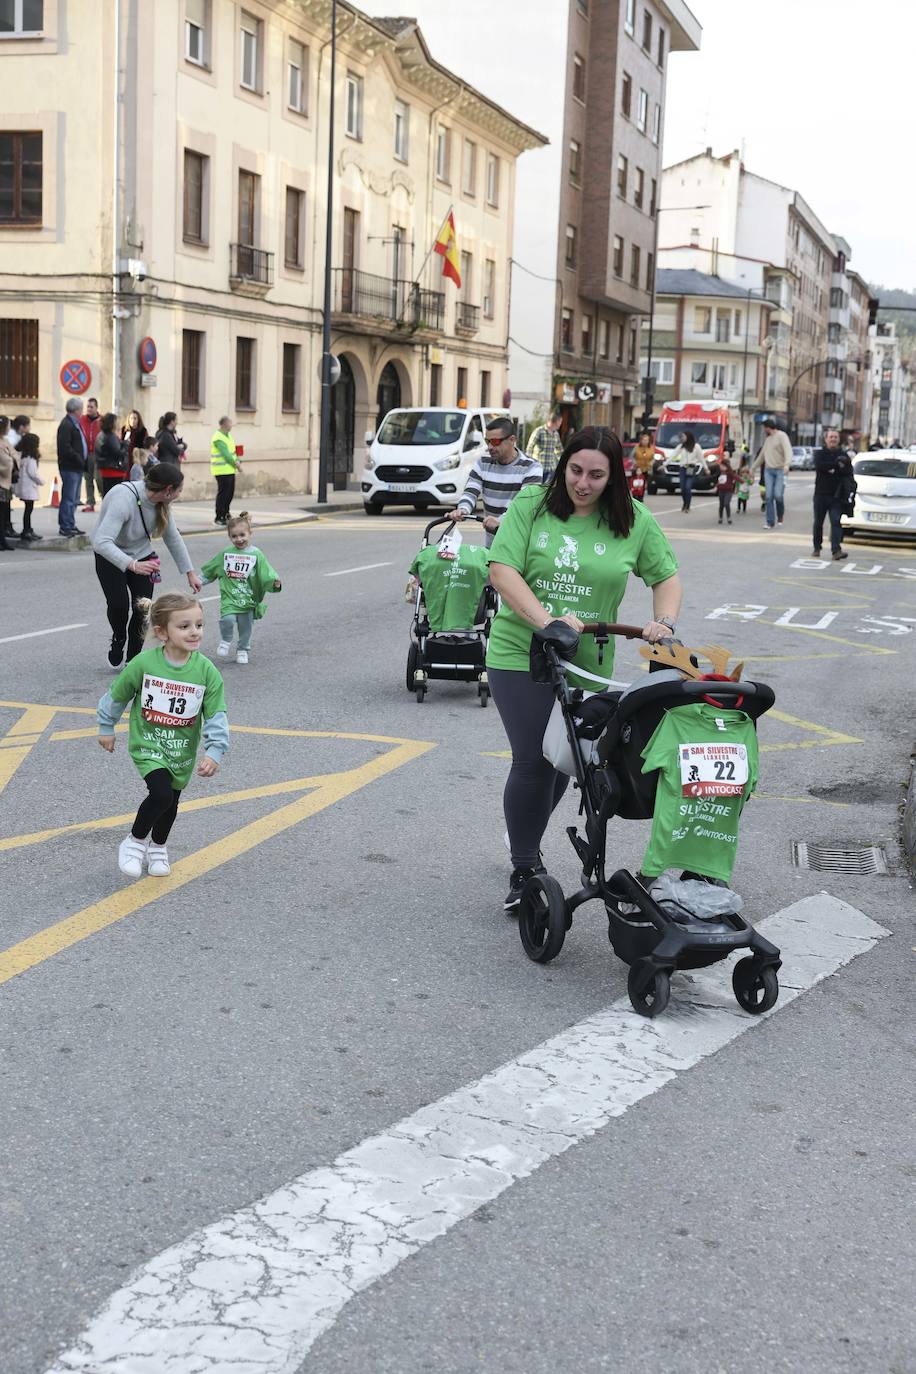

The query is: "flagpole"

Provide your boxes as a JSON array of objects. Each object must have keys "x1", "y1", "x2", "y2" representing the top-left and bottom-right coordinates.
[{"x1": 413, "y1": 203, "x2": 454, "y2": 285}]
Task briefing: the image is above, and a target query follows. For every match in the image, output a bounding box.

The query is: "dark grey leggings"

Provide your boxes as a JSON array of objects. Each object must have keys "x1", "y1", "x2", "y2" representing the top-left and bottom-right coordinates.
[{"x1": 488, "y1": 667, "x2": 570, "y2": 869}]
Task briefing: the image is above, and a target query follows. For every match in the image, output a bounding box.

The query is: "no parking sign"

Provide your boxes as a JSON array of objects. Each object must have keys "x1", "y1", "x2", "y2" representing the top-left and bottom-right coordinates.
[
  {"x1": 139, "y1": 336, "x2": 157, "y2": 373},
  {"x1": 60, "y1": 359, "x2": 91, "y2": 395}
]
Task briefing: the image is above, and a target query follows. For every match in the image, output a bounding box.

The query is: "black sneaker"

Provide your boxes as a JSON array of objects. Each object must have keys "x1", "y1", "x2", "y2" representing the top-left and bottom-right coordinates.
[
  {"x1": 503, "y1": 865, "x2": 545, "y2": 912},
  {"x1": 108, "y1": 638, "x2": 125, "y2": 669}
]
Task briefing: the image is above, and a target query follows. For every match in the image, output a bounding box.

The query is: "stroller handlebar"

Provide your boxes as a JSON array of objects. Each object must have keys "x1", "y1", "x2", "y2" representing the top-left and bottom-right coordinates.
[
  {"x1": 580, "y1": 621, "x2": 645, "y2": 641},
  {"x1": 422, "y1": 513, "x2": 484, "y2": 542}
]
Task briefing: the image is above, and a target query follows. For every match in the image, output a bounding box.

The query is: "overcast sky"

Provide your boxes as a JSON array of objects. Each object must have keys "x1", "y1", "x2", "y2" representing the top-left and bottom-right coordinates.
[{"x1": 361, "y1": 0, "x2": 915, "y2": 293}]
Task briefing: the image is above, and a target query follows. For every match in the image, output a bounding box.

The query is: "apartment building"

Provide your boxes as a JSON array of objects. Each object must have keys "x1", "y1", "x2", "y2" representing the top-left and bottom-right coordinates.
[
  {"x1": 640, "y1": 269, "x2": 772, "y2": 437},
  {"x1": 869, "y1": 323, "x2": 915, "y2": 446},
  {"x1": 0, "y1": 0, "x2": 544, "y2": 495},
  {"x1": 846, "y1": 269, "x2": 877, "y2": 441},
  {"x1": 658, "y1": 148, "x2": 873, "y2": 443}
]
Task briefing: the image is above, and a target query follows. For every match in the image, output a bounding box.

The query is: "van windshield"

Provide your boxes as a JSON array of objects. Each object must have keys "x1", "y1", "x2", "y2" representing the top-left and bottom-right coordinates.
[
  {"x1": 377, "y1": 410, "x2": 466, "y2": 446},
  {"x1": 854, "y1": 457, "x2": 916, "y2": 480},
  {"x1": 655, "y1": 421, "x2": 723, "y2": 450}
]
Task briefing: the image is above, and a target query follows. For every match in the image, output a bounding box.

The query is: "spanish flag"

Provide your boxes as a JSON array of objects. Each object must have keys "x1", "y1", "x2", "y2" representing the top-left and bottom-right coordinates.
[{"x1": 434, "y1": 210, "x2": 461, "y2": 288}]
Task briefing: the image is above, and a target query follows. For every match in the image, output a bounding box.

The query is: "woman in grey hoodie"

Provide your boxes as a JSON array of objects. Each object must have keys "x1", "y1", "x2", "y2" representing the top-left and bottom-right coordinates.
[{"x1": 92, "y1": 462, "x2": 203, "y2": 668}]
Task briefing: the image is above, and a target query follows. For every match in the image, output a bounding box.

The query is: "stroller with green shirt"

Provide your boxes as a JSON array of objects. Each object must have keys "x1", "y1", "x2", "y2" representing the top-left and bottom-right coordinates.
[
  {"x1": 519, "y1": 620, "x2": 782, "y2": 1018},
  {"x1": 406, "y1": 515, "x2": 497, "y2": 705}
]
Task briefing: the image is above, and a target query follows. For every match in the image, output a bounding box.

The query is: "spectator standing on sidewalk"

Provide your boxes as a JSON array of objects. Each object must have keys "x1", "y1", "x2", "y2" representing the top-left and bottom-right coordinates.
[
  {"x1": 56, "y1": 396, "x2": 88, "y2": 537},
  {"x1": 13, "y1": 431, "x2": 44, "y2": 542},
  {"x1": 527, "y1": 411, "x2": 563, "y2": 482},
  {"x1": 812, "y1": 427, "x2": 853, "y2": 561},
  {"x1": 752, "y1": 419, "x2": 791, "y2": 529},
  {"x1": 95, "y1": 412, "x2": 130, "y2": 496},
  {"x1": 446, "y1": 416, "x2": 542, "y2": 547},
  {"x1": 0, "y1": 416, "x2": 18, "y2": 550},
  {"x1": 121, "y1": 409, "x2": 151, "y2": 458},
  {"x1": 79, "y1": 397, "x2": 102, "y2": 512},
  {"x1": 210, "y1": 416, "x2": 240, "y2": 526},
  {"x1": 154, "y1": 412, "x2": 187, "y2": 466}
]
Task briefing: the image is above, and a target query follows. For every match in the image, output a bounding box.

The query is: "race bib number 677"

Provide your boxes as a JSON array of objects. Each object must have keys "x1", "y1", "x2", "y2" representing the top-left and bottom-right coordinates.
[
  {"x1": 680, "y1": 742, "x2": 749, "y2": 797},
  {"x1": 224, "y1": 552, "x2": 256, "y2": 581}
]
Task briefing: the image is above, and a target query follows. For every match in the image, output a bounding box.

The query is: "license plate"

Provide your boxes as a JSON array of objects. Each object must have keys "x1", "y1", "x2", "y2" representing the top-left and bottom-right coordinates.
[
  {"x1": 866, "y1": 512, "x2": 907, "y2": 525},
  {"x1": 386, "y1": 482, "x2": 418, "y2": 492}
]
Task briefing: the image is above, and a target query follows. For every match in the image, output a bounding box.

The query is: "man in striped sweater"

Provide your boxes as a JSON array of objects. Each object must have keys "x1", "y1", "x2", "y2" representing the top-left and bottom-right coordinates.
[{"x1": 446, "y1": 417, "x2": 543, "y2": 547}]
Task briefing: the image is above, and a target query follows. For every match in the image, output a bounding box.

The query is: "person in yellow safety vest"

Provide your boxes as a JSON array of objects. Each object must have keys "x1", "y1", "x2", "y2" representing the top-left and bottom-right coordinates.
[{"x1": 210, "y1": 416, "x2": 239, "y2": 526}]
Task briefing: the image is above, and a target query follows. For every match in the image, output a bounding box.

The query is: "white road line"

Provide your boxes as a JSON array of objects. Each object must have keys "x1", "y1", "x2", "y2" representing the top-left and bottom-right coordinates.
[
  {"x1": 46, "y1": 894, "x2": 886, "y2": 1374},
  {"x1": 324, "y1": 561, "x2": 394, "y2": 578},
  {"x1": 198, "y1": 594, "x2": 220, "y2": 603},
  {"x1": 0, "y1": 623, "x2": 88, "y2": 645}
]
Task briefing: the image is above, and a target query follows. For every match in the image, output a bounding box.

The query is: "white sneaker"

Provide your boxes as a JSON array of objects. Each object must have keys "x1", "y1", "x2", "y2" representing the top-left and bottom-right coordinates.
[
  {"x1": 236, "y1": 649, "x2": 249, "y2": 664},
  {"x1": 118, "y1": 834, "x2": 147, "y2": 878},
  {"x1": 146, "y1": 841, "x2": 171, "y2": 876},
  {"x1": 216, "y1": 641, "x2": 231, "y2": 657}
]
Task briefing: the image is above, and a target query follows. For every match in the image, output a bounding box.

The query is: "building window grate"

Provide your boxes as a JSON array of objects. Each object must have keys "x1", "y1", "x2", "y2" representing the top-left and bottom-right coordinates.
[{"x1": 791, "y1": 842, "x2": 888, "y2": 875}]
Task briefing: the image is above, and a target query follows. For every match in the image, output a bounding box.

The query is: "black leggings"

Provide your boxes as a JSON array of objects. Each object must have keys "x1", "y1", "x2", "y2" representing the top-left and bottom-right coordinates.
[
  {"x1": 95, "y1": 553, "x2": 154, "y2": 660},
  {"x1": 718, "y1": 492, "x2": 732, "y2": 519},
  {"x1": 488, "y1": 667, "x2": 570, "y2": 869},
  {"x1": 21, "y1": 498, "x2": 34, "y2": 532},
  {"x1": 131, "y1": 768, "x2": 181, "y2": 843}
]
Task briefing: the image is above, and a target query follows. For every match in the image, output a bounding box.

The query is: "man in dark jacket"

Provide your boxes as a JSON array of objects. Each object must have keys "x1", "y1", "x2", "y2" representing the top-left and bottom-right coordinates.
[
  {"x1": 56, "y1": 397, "x2": 88, "y2": 537},
  {"x1": 812, "y1": 428, "x2": 854, "y2": 561}
]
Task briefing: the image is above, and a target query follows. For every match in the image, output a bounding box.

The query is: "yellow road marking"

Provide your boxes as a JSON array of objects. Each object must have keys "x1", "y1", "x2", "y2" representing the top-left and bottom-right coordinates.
[
  {"x1": 754, "y1": 792, "x2": 850, "y2": 809},
  {"x1": 773, "y1": 577, "x2": 877, "y2": 603},
  {"x1": 0, "y1": 705, "x2": 57, "y2": 794},
  {"x1": 0, "y1": 736, "x2": 435, "y2": 988},
  {"x1": 48, "y1": 723, "x2": 427, "y2": 744}
]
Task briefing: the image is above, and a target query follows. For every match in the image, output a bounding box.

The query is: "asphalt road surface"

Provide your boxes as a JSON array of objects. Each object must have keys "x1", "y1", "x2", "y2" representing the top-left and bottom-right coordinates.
[{"x1": 2, "y1": 476, "x2": 915, "y2": 1374}]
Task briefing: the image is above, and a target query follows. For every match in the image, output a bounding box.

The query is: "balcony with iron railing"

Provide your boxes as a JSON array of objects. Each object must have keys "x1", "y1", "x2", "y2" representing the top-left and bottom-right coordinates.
[
  {"x1": 333, "y1": 268, "x2": 444, "y2": 334},
  {"x1": 455, "y1": 301, "x2": 480, "y2": 335},
  {"x1": 229, "y1": 243, "x2": 274, "y2": 296}
]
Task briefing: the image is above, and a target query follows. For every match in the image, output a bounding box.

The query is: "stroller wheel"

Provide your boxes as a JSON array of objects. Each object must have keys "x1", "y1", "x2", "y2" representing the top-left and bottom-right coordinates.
[
  {"x1": 732, "y1": 958, "x2": 779, "y2": 1014},
  {"x1": 478, "y1": 682, "x2": 489, "y2": 707},
  {"x1": 406, "y1": 642, "x2": 420, "y2": 693},
  {"x1": 518, "y1": 874, "x2": 567, "y2": 964},
  {"x1": 415, "y1": 682, "x2": 427, "y2": 703},
  {"x1": 627, "y1": 961, "x2": 670, "y2": 1018}
]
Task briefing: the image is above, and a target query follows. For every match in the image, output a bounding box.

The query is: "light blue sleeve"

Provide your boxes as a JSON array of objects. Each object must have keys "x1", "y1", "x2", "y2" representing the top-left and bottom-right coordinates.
[
  {"x1": 202, "y1": 710, "x2": 229, "y2": 763},
  {"x1": 98, "y1": 690, "x2": 130, "y2": 735}
]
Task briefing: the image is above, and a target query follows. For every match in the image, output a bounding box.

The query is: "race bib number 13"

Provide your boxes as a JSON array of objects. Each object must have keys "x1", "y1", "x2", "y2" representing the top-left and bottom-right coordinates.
[
  {"x1": 680, "y1": 742, "x2": 749, "y2": 797},
  {"x1": 141, "y1": 675, "x2": 205, "y2": 728}
]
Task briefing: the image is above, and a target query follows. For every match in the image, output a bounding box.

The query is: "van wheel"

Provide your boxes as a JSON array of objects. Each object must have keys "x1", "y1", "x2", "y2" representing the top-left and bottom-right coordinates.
[{"x1": 364, "y1": 501, "x2": 382, "y2": 516}]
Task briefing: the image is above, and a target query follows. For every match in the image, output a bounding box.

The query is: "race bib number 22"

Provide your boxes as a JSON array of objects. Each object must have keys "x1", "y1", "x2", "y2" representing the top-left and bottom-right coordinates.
[{"x1": 680, "y1": 742, "x2": 749, "y2": 797}]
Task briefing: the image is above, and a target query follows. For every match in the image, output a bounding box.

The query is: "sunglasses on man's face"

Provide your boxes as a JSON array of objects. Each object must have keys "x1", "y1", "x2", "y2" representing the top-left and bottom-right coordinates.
[{"x1": 485, "y1": 435, "x2": 511, "y2": 447}]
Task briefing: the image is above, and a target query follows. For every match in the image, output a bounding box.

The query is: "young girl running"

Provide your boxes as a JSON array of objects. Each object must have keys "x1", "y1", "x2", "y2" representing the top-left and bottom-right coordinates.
[
  {"x1": 199, "y1": 512, "x2": 281, "y2": 664},
  {"x1": 97, "y1": 592, "x2": 228, "y2": 878},
  {"x1": 736, "y1": 463, "x2": 752, "y2": 515}
]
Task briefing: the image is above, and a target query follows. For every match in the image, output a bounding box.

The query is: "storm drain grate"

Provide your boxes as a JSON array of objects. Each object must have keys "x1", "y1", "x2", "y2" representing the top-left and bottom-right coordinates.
[{"x1": 792, "y1": 842, "x2": 888, "y2": 875}]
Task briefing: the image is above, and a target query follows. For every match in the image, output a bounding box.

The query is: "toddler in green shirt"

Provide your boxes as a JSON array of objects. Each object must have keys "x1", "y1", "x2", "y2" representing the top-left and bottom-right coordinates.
[
  {"x1": 97, "y1": 592, "x2": 229, "y2": 878},
  {"x1": 200, "y1": 512, "x2": 282, "y2": 665}
]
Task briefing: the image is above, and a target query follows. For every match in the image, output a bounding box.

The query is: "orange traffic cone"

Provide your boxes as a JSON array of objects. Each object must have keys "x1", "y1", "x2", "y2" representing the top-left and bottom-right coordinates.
[{"x1": 49, "y1": 475, "x2": 61, "y2": 508}]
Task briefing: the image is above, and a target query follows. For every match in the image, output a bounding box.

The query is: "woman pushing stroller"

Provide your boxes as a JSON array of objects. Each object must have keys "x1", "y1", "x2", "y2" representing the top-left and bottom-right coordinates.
[{"x1": 486, "y1": 426, "x2": 682, "y2": 911}]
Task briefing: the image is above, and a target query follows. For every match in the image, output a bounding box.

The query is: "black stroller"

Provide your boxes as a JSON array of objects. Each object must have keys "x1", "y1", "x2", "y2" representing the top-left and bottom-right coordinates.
[
  {"x1": 517, "y1": 620, "x2": 782, "y2": 1018},
  {"x1": 406, "y1": 515, "x2": 498, "y2": 705}
]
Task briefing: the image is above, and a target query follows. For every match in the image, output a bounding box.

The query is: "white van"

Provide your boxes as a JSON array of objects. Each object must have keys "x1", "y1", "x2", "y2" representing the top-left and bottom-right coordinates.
[{"x1": 360, "y1": 406, "x2": 511, "y2": 515}]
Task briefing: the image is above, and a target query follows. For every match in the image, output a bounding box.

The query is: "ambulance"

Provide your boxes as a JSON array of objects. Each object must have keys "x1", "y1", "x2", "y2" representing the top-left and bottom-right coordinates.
[{"x1": 651, "y1": 400, "x2": 742, "y2": 494}]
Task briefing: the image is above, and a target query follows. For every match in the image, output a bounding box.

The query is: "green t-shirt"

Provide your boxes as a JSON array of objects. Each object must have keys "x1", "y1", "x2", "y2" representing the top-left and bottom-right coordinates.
[
  {"x1": 640, "y1": 703, "x2": 759, "y2": 881},
  {"x1": 110, "y1": 646, "x2": 227, "y2": 789},
  {"x1": 408, "y1": 543, "x2": 489, "y2": 631},
  {"x1": 199, "y1": 544, "x2": 281, "y2": 618},
  {"x1": 485, "y1": 486, "x2": 678, "y2": 684}
]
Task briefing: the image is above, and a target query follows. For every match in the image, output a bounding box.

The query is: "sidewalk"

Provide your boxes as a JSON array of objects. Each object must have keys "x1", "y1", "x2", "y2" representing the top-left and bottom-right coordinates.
[{"x1": 7, "y1": 484, "x2": 367, "y2": 554}]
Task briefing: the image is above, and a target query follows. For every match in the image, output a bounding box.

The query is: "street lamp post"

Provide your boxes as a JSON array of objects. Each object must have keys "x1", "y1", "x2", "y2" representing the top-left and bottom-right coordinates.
[{"x1": 317, "y1": 0, "x2": 337, "y2": 505}]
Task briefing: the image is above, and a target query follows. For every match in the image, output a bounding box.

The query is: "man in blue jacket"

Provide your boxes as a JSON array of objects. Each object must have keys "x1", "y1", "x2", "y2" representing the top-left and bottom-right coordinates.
[
  {"x1": 812, "y1": 428, "x2": 853, "y2": 561},
  {"x1": 56, "y1": 396, "x2": 88, "y2": 537}
]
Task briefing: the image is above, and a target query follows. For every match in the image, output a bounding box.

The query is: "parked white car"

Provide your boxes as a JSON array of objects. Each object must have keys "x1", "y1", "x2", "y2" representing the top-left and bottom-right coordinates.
[
  {"x1": 790, "y1": 445, "x2": 814, "y2": 470},
  {"x1": 360, "y1": 407, "x2": 511, "y2": 515},
  {"x1": 842, "y1": 453, "x2": 916, "y2": 539}
]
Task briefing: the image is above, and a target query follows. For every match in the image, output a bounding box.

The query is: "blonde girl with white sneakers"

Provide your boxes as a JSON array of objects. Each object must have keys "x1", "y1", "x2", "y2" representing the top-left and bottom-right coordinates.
[{"x1": 97, "y1": 593, "x2": 228, "y2": 877}]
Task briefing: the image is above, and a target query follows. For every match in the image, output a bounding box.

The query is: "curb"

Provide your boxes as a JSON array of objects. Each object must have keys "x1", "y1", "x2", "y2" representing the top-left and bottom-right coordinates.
[
  {"x1": 26, "y1": 534, "x2": 93, "y2": 553},
  {"x1": 302, "y1": 499, "x2": 367, "y2": 515},
  {"x1": 903, "y1": 753, "x2": 916, "y2": 870}
]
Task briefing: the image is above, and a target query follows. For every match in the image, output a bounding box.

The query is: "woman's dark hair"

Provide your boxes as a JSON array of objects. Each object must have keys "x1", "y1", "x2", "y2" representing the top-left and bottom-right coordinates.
[
  {"x1": 100, "y1": 411, "x2": 117, "y2": 433},
  {"x1": 127, "y1": 409, "x2": 145, "y2": 429},
  {"x1": 144, "y1": 461, "x2": 184, "y2": 537},
  {"x1": 19, "y1": 432, "x2": 39, "y2": 459},
  {"x1": 681, "y1": 431, "x2": 697, "y2": 452},
  {"x1": 158, "y1": 411, "x2": 177, "y2": 431},
  {"x1": 538, "y1": 426, "x2": 634, "y2": 537}
]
